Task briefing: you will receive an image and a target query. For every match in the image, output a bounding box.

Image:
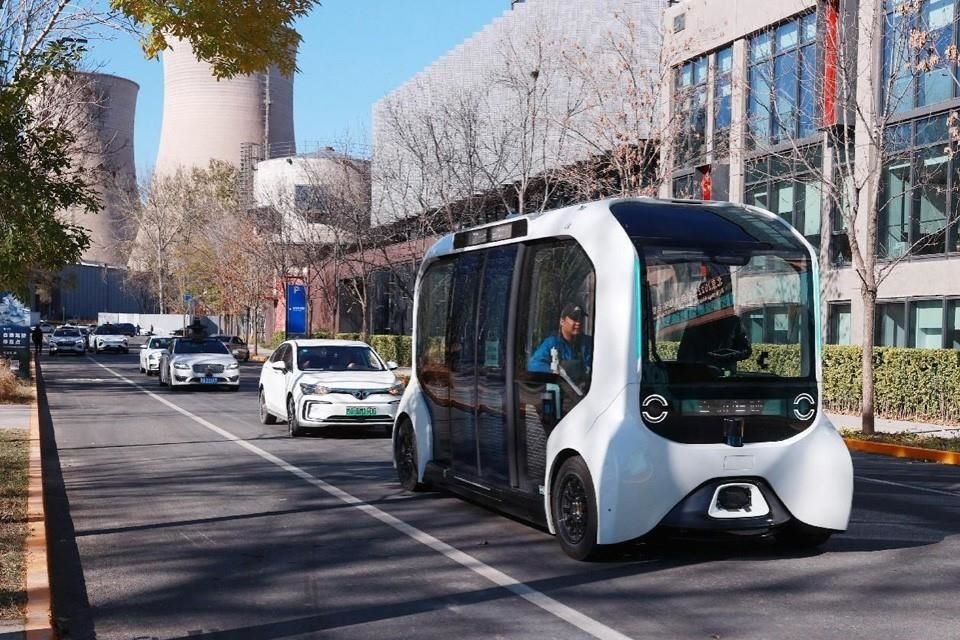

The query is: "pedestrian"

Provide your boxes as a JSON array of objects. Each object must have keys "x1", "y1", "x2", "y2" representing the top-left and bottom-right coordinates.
[{"x1": 31, "y1": 325, "x2": 43, "y2": 355}]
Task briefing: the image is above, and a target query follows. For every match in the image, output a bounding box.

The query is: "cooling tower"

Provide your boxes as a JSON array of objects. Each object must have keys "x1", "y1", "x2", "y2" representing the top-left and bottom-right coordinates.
[
  {"x1": 154, "y1": 38, "x2": 295, "y2": 175},
  {"x1": 56, "y1": 72, "x2": 139, "y2": 266}
]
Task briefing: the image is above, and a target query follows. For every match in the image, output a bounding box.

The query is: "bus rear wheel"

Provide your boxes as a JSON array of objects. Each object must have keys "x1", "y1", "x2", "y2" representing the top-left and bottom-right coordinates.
[
  {"x1": 552, "y1": 456, "x2": 601, "y2": 561},
  {"x1": 395, "y1": 421, "x2": 427, "y2": 492}
]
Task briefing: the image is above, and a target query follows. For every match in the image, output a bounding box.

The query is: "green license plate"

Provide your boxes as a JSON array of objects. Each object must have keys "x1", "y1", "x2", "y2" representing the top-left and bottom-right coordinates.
[{"x1": 346, "y1": 406, "x2": 377, "y2": 417}]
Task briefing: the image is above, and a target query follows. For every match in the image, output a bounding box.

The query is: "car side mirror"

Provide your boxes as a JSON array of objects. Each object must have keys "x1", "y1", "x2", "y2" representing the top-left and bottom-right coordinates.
[
  {"x1": 270, "y1": 361, "x2": 287, "y2": 372},
  {"x1": 386, "y1": 360, "x2": 398, "y2": 370}
]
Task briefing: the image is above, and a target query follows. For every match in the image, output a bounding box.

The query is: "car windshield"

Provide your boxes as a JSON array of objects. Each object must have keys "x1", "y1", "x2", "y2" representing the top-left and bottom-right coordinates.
[
  {"x1": 150, "y1": 338, "x2": 172, "y2": 349},
  {"x1": 640, "y1": 243, "x2": 815, "y2": 382},
  {"x1": 54, "y1": 329, "x2": 80, "y2": 337},
  {"x1": 296, "y1": 346, "x2": 384, "y2": 372},
  {"x1": 173, "y1": 339, "x2": 230, "y2": 355}
]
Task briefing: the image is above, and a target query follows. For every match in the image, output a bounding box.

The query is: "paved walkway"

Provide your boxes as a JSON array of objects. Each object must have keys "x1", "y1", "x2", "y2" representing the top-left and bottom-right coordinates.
[
  {"x1": 0, "y1": 403, "x2": 29, "y2": 430},
  {"x1": 827, "y1": 412, "x2": 960, "y2": 438}
]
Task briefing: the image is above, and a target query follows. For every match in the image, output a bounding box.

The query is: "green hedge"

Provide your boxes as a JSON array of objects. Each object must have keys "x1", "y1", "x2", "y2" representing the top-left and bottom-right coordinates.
[{"x1": 823, "y1": 345, "x2": 960, "y2": 423}]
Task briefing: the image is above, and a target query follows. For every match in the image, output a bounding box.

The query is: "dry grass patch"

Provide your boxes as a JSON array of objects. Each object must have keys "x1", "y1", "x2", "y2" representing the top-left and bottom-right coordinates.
[
  {"x1": 0, "y1": 362, "x2": 33, "y2": 404},
  {"x1": 0, "y1": 429, "x2": 28, "y2": 620}
]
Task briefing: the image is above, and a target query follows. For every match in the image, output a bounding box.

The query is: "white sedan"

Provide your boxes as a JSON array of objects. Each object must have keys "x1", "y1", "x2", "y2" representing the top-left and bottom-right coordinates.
[
  {"x1": 258, "y1": 339, "x2": 402, "y2": 437},
  {"x1": 158, "y1": 337, "x2": 240, "y2": 391},
  {"x1": 138, "y1": 336, "x2": 173, "y2": 375}
]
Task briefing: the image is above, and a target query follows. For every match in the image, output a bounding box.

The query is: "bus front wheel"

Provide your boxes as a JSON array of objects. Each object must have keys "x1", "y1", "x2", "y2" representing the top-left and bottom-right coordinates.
[
  {"x1": 552, "y1": 456, "x2": 601, "y2": 561},
  {"x1": 396, "y1": 421, "x2": 427, "y2": 492}
]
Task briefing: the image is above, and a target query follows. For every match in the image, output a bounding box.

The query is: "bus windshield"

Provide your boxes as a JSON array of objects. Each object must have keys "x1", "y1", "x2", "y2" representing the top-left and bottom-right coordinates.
[{"x1": 639, "y1": 243, "x2": 815, "y2": 383}]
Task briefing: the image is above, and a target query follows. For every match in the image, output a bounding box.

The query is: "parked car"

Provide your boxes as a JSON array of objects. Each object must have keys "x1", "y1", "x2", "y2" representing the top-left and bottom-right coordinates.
[
  {"x1": 158, "y1": 337, "x2": 239, "y2": 391},
  {"x1": 88, "y1": 324, "x2": 129, "y2": 353},
  {"x1": 116, "y1": 322, "x2": 138, "y2": 337},
  {"x1": 139, "y1": 336, "x2": 173, "y2": 375},
  {"x1": 48, "y1": 326, "x2": 87, "y2": 356},
  {"x1": 211, "y1": 335, "x2": 250, "y2": 361},
  {"x1": 258, "y1": 339, "x2": 402, "y2": 437}
]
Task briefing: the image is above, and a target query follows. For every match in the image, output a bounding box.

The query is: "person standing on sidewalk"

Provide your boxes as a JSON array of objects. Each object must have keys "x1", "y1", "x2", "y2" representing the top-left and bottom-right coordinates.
[{"x1": 31, "y1": 325, "x2": 43, "y2": 355}]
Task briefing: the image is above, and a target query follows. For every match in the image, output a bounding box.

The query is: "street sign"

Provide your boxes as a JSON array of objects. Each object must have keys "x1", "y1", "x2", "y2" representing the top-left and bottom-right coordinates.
[
  {"x1": 0, "y1": 324, "x2": 31, "y2": 378},
  {"x1": 286, "y1": 284, "x2": 307, "y2": 337},
  {"x1": 183, "y1": 293, "x2": 193, "y2": 303}
]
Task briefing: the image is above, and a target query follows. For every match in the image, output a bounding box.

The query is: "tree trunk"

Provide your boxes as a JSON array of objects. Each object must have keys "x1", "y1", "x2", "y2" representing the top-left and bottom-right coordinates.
[{"x1": 860, "y1": 286, "x2": 877, "y2": 435}]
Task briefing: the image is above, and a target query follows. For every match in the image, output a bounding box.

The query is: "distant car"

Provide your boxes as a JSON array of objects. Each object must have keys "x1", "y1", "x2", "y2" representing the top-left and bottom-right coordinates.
[
  {"x1": 38, "y1": 322, "x2": 55, "y2": 334},
  {"x1": 115, "y1": 323, "x2": 137, "y2": 337},
  {"x1": 158, "y1": 337, "x2": 239, "y2": 391},
  {"x1": 139, "y1": 336, "x2": 173, "y2": 375},
  {"x1": 88, "y1": 324, "x2": 129, "y2": 353},
  {"x1": 258, "y1": 339, "x2": 402, "y2": 437},
  {"x1": 138, "y1": 326, "x2": 154, "y2": 336},
  {"x1": 48, "y1": 327, "x2": 86, "y2": 356},
  {"x1": 211, "y1": 335, "x2": 250, "y2": 361}
]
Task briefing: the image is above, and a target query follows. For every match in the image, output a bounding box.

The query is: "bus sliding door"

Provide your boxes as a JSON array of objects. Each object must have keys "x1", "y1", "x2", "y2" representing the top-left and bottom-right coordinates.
[{"x1": 448, "y1": 254, "x2": 482, "y2": 478}]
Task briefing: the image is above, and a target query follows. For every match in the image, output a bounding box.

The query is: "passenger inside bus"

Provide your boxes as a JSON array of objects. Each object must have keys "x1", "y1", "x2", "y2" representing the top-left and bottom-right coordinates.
[{"x1": 527, "y1": 302, "x2": 594, "y2": 385}]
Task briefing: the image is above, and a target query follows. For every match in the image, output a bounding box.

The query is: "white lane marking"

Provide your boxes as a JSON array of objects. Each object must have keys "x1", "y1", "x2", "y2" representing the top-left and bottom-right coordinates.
[
  {"x1": 88, "y1": 359, "x2": 633, "y2": 640},
  {"x1": 855, "y1": 475, "x2": 960, "y2": 498}
]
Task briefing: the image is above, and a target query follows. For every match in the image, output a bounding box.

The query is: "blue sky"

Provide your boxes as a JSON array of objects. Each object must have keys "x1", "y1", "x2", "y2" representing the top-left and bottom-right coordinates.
[{"x1": 87, "y1": 1, "x2": 512, "y2": 173}]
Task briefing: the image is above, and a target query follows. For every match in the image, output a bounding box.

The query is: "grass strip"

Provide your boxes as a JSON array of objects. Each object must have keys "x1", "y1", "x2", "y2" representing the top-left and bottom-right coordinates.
[
  {"x1": 839, "y1": 428, "x2": 960, "y2": 453},
  {"x1": 0, "y1": 429, "x2": 28, "y2": 620}
]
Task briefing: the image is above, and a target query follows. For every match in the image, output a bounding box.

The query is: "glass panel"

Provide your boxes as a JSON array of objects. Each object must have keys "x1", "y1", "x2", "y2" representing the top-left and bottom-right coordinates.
[
  {"x1": 717, "y1": 47, "x2": 733, "y2": 74},
  {"x1": 881, "y1": 160, "x2": 912, "y2": 258},
  {"x1": 775, "y1": 181, "x2": 795, "y2": 225},
  {"x1": 949, "y1": 300, "x2": 960, "y2": 349},
  {"x1": 799, "y1": 45, "x2": 817, "y2": 137},
  {"x1": 748, "y1": 62, "x2": 772, "y2": 146},
  {"x1": 883, "y1": 11, "x2": 914, "y2": 113},
  {"x1": 745, "y1": 184, "x2": 769, "y2": 210},
  {"x1": 694, "y1": 56, "x2": 709, "y2": 84},
  {"x1": 830, "y1": 304, "x2": 852, "y2": 345},
  {"x1": 751, "y1": 32, "x2": 772, "y2": 62},
  {"x1": 775, "y1": 49, "x2": 799, "y2": 141},
  {"x1": 680, "y1": 62, "x2": 693, "y2": 87},
  {"x1": 777, "y1": 20, "x2": 799, "y2": 50},
  {"x1": 911, "y1": 300, "x2": 944, "y2": 348},
  {"x1": 802, "y1": 181, "x2": 822, "y2": 239},
  {"x1": 877, "y1": 303, "x2": 907, "y2": 347},
  {"x1": 802, "y1": 12, "x2": 817, "y2": 43},
  {"x1": 831, "y1": 231, "x2": 852, "y2": 265},
  {"x1": 915, "y1": 146, "x2": 948, "y2": 255},
  {"x1": 917, "y1": 115, "x2": 949, "y2": 145}
]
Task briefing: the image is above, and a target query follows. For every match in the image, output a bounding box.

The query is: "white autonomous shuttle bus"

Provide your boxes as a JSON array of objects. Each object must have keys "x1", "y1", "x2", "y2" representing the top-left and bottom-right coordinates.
[{"x1": 392, "y1": 197, "x2": 853, "y2": 560}]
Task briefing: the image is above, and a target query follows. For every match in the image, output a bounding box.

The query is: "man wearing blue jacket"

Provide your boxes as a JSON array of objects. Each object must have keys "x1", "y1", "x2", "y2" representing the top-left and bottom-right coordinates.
[{"x1": 528, "y1": 302, "x2": 593, "y2": 377}]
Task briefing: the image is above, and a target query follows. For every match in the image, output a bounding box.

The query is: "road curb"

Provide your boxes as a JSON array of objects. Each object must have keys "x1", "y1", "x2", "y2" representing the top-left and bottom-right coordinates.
[
  {"x1": 24, "y1": 358, "x2": 54, "y2": 639},
  {"x1": 844, "y1": 437, "x2": 960, "y2": 465}
]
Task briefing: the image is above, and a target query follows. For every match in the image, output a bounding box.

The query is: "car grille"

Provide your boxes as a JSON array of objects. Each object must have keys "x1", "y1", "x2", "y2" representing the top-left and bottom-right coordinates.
[
  {"x1": 192, "y1": 363, "x2": 225, "y2": 373},
  {"x1": 327, "y1": 388, "x2": 391, "y2": 400}
]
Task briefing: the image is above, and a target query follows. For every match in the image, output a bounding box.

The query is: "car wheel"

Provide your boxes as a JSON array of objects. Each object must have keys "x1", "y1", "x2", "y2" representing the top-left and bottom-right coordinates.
[
  {"x1": 287, "y1": 396, "x2": 303, "y2": 437},
  {"x1": 159, "y1": 367, "x2": 167, "y2": 386},
  {"x1": 552, "y1": 456, "x2": 602, "y2": 561},
  {"x1": 395, "y1": 420, "x2": 427, "y2": 492},
  {"x1": 776, "y1": 521, "x2": 833, "y2": 550},
  {"x1": 259, "y1": 390, "x2": 277, "y2": 424}
]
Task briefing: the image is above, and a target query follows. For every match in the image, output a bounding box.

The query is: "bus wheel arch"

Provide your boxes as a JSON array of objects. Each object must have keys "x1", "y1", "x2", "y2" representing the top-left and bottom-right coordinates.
[{"x1": 549, "y1": 451, "x2": 602, "y2": 561}]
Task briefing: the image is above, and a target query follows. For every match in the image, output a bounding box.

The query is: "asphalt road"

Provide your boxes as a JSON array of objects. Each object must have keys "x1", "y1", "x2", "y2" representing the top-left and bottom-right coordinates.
[{"x1": 38, "y1": 351, "x2": 960, "y2": 640}]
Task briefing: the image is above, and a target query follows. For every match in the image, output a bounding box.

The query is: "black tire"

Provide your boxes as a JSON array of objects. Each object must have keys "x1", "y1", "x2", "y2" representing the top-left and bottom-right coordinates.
[
  {"x1": 259, "y1": 390, "x2": 277, "y2": 424},
  {"x1": 395, "y1": 420, "x2": 427, "y2": 492},
  {"x1": 287, "y1": 396, "x2": 303, "y2": 437},
  {"x1": 776, "y1": 521, "x2": 833, "y2": 550},
  {"x1": 552, "y1": 456, "x2": 602, "y2": 561}
]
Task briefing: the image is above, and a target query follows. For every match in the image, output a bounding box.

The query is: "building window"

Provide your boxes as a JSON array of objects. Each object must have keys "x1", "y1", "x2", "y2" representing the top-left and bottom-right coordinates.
[
  {"x1": 876, "y1": 301, "x2": 908, "y2": 346},
  {"x1": 883, "y1": 0, "x2": 958, "y2": 113},
  {"x1": 879, "y1": 114, "x2": 957, "y2": 259},
  {"x1": 744, "y1": 146, "x2": 823, "y2": 248},
  {"x1": 875, "y1": 298, "x2": 960, "y2": 348},
  {"x1": 714, "y1": 46, "x2": 734, "y2": 158},
  {"x1": 672, "y1": 166, "x2": 712, "y2": 199},
  {"x1": 748, "y1": 12, "x2": 818, "y2": 148},
  {"x1": 828, "y1": 302, "x2": 852, "y2": 344},
  {"x1": 674, "y1": 55, "x2": 708, "y2": 166}
]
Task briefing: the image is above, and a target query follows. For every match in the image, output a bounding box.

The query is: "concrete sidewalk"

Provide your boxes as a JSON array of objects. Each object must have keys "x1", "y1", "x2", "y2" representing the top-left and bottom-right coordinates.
[
  {"x1": 827, "y1": 412, "x2": 960, "y2": 438},
  {"x1": 0, "y1": 404, "x2": 29, "y2": 430}
]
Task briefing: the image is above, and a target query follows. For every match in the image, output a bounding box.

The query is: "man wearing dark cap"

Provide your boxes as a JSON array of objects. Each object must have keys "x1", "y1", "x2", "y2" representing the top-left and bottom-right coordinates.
[{"x1": 527, "y1": 302, "x2": 593, "y2": 376}]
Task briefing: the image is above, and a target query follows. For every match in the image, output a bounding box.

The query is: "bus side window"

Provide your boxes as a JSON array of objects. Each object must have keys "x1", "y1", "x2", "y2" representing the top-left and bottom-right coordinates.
[{"x1": 517, "y1": 240, "x2": 596, "y2": 406}]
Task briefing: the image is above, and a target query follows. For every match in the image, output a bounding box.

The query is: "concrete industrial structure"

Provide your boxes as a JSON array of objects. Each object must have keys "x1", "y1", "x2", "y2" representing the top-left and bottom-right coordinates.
[
  {"x1": 155, "y1": 37, "x2": 296, "y2": 175},
  {"x1": 59, "y1": 72, "x2": 139, "y2": 266},
  {"x1": 662, "y1": 0, "x2": 960, "y2": 350},
  {"x1": 371, "y1": 0, "x2": 666, "y2": 226}
]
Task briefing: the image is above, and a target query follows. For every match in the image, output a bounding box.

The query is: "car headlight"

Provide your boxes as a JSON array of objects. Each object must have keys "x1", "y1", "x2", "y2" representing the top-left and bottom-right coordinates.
[
  {"x1": 388, "y1": 382, "x2": 404, "y2": 396},
  {"x1": 173, "y1": 362, "x2": 191, "y2": 370},
  {"x1": 300, "y1": 383, "x2": 330, "y2": 395},
  {"x1": 75, "y1": 340, "x2": 84, "y2": 346},
  {"x1": 227, "y1": 362, "x2": 239, "y2": 370},
  {"x1": 148, "y1": 353, "x2": 159, "y2": 361}
]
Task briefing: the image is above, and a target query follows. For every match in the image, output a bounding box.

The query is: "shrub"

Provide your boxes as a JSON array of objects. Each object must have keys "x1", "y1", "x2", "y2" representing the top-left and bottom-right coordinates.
[{"x1": 0, "y1": 361, "x2": 33, "y2": 404}]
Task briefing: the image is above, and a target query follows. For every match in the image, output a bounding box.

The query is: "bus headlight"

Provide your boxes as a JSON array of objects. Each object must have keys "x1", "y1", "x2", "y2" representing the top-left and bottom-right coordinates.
[{"x1": 300, "y1": 383, "x2": 330, "y2": 396}]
